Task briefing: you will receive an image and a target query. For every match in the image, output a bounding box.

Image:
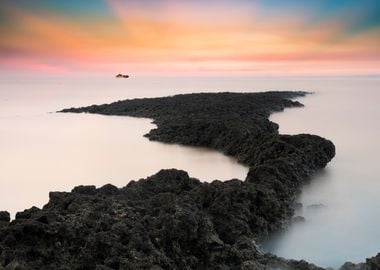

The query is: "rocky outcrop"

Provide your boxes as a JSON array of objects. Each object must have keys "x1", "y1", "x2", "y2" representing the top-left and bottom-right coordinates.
[
  {"x1": 0, "y1": 212, "x2": 10, "y2": 223},
  {"x1": 0, "y1": 92, "x2": 338, "y2": 269},
  {"x1": 263, "y1": 254, "x2": 325, "y2": 270},
  {"x1": 0, "y1": 169, "x2": 330, "y2": 270},
  {"x1": 339, "y1": 254, "x2": 380, "y2": 270},
  {"x1": 0, "y1": 212, "x2": 10, "y2": 228}
]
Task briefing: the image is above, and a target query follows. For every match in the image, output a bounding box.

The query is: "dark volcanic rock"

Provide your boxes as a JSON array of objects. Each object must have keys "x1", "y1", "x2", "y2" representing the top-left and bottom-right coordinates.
[
  {"x1": 263, "y1": 254, "x2": 325, "y2": 270},
  {"x1": 0, "y1": 212, "x2": 10, "y2": 223},
  {"x1": 339, "y1": 253, "x2": 380, "y2": 270},
  {"x1": 0, "y1": 92, "x2": 338, "y2": 269},
  {"x1": 0, "y1": 169, "x2": 330, "y2": 270}
]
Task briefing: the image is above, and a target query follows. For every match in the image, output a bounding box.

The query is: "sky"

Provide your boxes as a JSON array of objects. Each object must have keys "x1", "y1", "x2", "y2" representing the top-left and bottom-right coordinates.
[{"x1": 0, "y1": 0, "x2": 379, "y2": 76}]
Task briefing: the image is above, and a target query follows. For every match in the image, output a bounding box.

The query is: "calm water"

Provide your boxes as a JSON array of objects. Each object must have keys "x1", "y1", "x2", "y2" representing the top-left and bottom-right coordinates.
[
  {"x1": 266, "y1": 79, "x2": 380, "y2": 269},
  {"x1": 0, "y1": 75, "x2": 379, "y2": 268},
  {"x1": 0, "y1": 75, "x2": 250, "y2": 217}
]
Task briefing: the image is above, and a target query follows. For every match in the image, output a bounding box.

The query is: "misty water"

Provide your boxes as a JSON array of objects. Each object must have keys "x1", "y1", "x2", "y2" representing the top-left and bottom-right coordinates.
[
  {"x1": 0, "y1": 75, "x2": 379, "y2": 268},
  {"x1": 265, "y1": 79, "x2": 380, "y2": 269},
  {"x1": 0, "y1": 75, "x2": 250, "y2": 217}
]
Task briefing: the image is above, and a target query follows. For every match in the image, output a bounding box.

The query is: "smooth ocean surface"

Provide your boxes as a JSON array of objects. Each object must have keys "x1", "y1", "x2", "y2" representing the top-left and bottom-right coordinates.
[
  {"x1": 0, "y1": 75, "x2": 379, "y2": 268},
  {"x1": 267, "y1": 79, "x2": 380, "y2": 269},
  {"x1": 0, "y1": 75, "x2": 250, "y2": 218}
]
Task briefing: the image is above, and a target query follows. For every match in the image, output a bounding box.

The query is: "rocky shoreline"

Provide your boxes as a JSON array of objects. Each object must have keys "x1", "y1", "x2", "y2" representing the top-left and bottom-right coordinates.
[{"x1": 0, "y1": 92, "x2": 377, "y2": 269}]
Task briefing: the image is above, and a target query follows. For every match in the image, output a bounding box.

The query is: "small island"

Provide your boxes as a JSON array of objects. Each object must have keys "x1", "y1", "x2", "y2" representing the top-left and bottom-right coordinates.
[
  {"x1": 1, "y1": 92, "x2": 378, "y2": 269},
  {"x1": 116, "y1": 74, "x2": 129, "y2": 78}
]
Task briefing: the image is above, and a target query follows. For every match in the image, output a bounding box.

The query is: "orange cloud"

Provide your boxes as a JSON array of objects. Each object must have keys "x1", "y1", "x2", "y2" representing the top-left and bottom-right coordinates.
[{"x1": 1, "y1": 2, "x2": 379, "y2": 75}]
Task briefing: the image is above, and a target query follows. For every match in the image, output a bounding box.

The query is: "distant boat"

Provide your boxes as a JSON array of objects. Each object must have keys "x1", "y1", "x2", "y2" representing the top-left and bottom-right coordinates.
[{"x1": 116, "y1": 74, "x2": 129, "y2": 78}]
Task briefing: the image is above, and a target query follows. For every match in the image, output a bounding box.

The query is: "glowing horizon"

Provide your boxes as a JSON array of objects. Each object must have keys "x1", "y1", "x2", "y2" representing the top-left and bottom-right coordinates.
[{"x1": 1, "y1": 0, "x2": 379, "y2": 76}]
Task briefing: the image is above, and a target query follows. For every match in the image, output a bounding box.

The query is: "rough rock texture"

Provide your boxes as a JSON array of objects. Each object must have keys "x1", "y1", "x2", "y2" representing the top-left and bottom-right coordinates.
[
  {"x1": 0, "y1": 92, "x2": 339, "y2": 269},
  {"x1": 0, "y1": 212, "x2": 10, "y2": 223},
  {"x1": 0, "y1": 170, "x2": 328, "y2": 270},
  {"x1": 339, "y1": 254, "x2": 380, "y2": 270}
]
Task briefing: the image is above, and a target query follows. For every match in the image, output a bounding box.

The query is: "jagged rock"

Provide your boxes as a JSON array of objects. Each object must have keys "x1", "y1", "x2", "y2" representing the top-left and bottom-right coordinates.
[
  {"x1": 0, "y1": 92, "x2": 338, "y2": 269},
  {"x1": 0, "y1": 212, "x2": 10, "y2": 223},
  {"x1": 339, "y1": 253, "x2": 380, "y2": 270},
  {"x1": 72, "y1": 185, "x2": 97, "y2": 195},
  {"x1": 340, "y1": 262, "x2": 365, "y2": 270},
  {"x1": 15, "y1": 207, "x2": 40, "y2": 220},
  {"x1": 367, "y1": 253, "x2": 380, "y2": 270},
  {"x1": 263, "y1": 253, "x2": 325, "y2": 270}
]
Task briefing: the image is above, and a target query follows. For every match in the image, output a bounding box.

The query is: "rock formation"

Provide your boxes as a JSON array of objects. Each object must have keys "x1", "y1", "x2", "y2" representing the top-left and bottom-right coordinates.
[{"x1": 0, "y1": 92, "x2": 344, "y2": 269}]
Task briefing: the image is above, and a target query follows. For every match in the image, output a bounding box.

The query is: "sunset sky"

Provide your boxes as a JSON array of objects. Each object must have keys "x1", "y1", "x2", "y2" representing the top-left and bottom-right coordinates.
[{"x1": 1, "y1": 0, "x2": 379, "y2": 76}]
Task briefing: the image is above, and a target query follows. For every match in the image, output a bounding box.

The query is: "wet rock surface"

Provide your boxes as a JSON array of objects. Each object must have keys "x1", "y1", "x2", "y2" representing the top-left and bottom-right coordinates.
[{"x1": 0, "y1": 92, "x2": 352, "y2": 269}]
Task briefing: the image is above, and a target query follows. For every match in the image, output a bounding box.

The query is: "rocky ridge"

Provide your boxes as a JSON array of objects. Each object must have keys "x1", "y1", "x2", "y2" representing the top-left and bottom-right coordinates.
[{"x1": 0, "y1": 92, "x2": 369, "y2": 269}]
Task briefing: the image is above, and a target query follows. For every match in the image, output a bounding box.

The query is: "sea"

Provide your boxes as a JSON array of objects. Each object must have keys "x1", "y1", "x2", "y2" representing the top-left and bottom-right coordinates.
[{"x1": 0, "y1": 74, "x2": 379, "y2": 268}]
